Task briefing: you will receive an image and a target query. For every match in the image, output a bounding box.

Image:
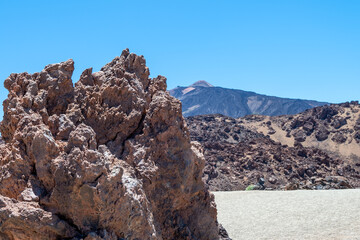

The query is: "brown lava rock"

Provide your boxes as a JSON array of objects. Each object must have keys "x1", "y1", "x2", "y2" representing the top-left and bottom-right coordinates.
[{"x1": 0, "y1": 49, "x2": 227, "y2": 239}]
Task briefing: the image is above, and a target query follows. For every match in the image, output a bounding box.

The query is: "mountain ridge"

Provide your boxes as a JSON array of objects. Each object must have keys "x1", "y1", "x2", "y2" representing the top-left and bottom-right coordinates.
[{"x1": 169, "y1": 81, "x2": 328, "y2": 117}]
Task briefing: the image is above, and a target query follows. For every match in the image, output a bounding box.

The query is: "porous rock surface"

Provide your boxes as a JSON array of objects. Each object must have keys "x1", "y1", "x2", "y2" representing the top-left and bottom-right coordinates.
[{"x1": 0, "y1": 49, "x2": 227, "y2": 239}]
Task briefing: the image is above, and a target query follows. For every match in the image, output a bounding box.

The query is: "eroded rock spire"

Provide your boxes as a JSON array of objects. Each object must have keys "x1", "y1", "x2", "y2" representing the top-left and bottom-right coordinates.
[{"x1": 0, "y1": 49, "x2": 227, "y2": 239}]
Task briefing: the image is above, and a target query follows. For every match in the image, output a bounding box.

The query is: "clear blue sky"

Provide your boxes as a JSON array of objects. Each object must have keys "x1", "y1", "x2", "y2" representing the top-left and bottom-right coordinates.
[{"x1": 1, "y1": 1, "x2": 359, "y2": 118}]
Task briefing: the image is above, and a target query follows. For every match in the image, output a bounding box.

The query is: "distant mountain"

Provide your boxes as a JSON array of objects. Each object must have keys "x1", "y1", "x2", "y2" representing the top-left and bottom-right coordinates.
[
  {"x1": 189, "y1": 80, "x2": 214, "y2": 87},
  {"x1": 169, "y1": 81, "x2": 328, "y2": 117}
]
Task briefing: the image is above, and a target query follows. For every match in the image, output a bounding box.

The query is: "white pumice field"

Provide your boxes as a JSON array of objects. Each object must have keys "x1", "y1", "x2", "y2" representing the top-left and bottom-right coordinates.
[{"x1": 214, "y1": 189, "x2": 360, "y2": 240}]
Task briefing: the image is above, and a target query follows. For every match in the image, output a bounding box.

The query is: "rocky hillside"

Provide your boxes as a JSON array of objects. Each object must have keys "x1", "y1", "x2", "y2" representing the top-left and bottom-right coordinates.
[
  {"x1": 186, "y1": 104, "x2": 360, "y2": 191},
  {"x1": 170, "y1": 81, "x2": 327, "y2": 117},
  {"x1": 242, "y1": 102, "x2": 360, "y2": 160},
  {"x1": 0, "y1": 50, "x2": 229, "y2": 239}
]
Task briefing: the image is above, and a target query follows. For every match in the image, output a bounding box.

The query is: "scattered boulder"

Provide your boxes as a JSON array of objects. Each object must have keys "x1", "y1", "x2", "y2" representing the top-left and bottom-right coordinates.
[
  {"x1": 315, "y1": 126, "x2": 330, "y2": 141},
  {"x1": 268, "y1": 177, "x2": 277, "y2": 184},
  {"x1": 285, "y1": 182, "x2": 300, "y2": 191},
  {"x1": 316, "y1": 105, "x2": 338, "y2": 121},
  {"x1": 332, "y1": 133, "x2": 347, "y2": 143},
  {"x1": 355, "y1": 131, "x2": 360, "y2": 143},
  {"x1": 293, "y1": 129, "x2": 307, "y2": 142}
]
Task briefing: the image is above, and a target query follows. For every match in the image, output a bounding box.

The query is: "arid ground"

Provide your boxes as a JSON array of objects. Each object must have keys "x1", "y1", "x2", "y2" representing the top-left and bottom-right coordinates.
[{"x1": 214, "y1": 189, "x2": 360, "y2": 240}]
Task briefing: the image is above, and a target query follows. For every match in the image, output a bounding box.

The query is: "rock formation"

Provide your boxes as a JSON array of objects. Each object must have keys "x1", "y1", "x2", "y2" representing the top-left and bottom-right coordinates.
[{"x1": 0, "y1": 49, "x2": 228, "y2": 239}]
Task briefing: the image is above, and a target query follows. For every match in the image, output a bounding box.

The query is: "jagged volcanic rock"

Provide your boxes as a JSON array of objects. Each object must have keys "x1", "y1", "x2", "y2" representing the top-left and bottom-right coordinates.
[
  {"x1": 186, "y1": 114, "x2": 360, "y2": 191},
  {"x1": 0, "y1": 49, "x2": 228, "y2": 239}
]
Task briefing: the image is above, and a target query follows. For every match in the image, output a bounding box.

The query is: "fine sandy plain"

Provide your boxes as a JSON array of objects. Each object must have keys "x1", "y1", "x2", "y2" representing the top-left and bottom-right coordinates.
[{"x1": 214, "y1": 190, "x2": 360, "y2": 240}]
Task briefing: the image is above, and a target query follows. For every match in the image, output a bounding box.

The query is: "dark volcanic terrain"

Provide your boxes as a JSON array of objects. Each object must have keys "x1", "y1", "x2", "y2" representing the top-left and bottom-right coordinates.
[
  {"x1": 186, "y1": 102, "x2": 360, "y2": 191},
  {"x1": 170, "y1": 81, "x2": 327, "y2": 117}
]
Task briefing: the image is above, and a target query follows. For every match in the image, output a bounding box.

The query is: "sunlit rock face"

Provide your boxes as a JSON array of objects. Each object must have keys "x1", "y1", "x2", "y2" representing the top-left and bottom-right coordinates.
[{"x1": 0, "y1": 49, "x2": 227, "y2": 240}]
